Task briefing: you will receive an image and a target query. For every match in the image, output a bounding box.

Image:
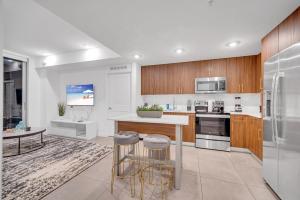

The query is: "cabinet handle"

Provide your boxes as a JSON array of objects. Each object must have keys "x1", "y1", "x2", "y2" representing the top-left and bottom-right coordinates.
[
  {"x1": 260, "y1": 78, "x2": 263, "y2": 90},
  {"x1": 242, "y1": 84, "x2": 244, "y2": 92},
  {"x1": 238, "y1": 85, "x2": 241, "y2": 92}
]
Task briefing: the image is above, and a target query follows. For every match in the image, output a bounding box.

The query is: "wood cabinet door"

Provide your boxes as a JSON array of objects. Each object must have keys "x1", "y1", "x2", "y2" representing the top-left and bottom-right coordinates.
[
  {"x1": 226, "y1": 57, "x2": 242, "y2": 93},
  {"x1": 295, "y1": 8, "x2": 300, "y2": 43},
  {"x1": 256, "y1": 54, "x2": 263, "y2": 93},
  {"x1": 166, "y1": 64, "x2": 181, "y2": 94},
  {"x1": 279, "y1": 12, "x2": 296, "y2": 51},
  {"x1": 252, "y1": 118, "x2": 263, "y2": 160},
  {"x1": 180, "y1": 62, "x2": 196, "y2": 94},
  {"x1": 195, "y1": 60, "x2": 210, "y2": 78},
  {"x1": 154, "y1": 65, "x2": 168, "y2": 94},
  {"x1": 261, "y1": 27, "x2": 279, "y2": 63},
  {"x1": 256, "y1": 119, "x2": 263, "y2": 160},
  {"x1": 243, "y1": 116, "x2": 263, "y2": 160},
  {"x1": 141, "y1": 66, "x2": 154, "y2": 95},
  {"x1": 242, "y1": 56, "x2": 257, "y2": 93},
  {"x1": 210, "y1": 59, "x2": 227, "y2": 77},
  {"x1": 230, "y1": 115, "x2": 246, "y2": 147}
]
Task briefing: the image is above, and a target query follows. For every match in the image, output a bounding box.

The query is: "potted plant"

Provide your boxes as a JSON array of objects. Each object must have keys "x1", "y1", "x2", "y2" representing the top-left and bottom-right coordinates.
[
  {"x1": 136, "y1": 104, "x2": 163, "y2": 118},
  {"x1": 58, "y1": 102, "x2": 66, "y2": 117}
]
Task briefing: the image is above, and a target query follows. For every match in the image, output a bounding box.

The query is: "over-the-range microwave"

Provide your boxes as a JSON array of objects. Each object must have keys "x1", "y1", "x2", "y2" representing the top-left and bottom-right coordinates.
[{"x1": 195, "y1": 77, "x2": 226, "y2": 94}]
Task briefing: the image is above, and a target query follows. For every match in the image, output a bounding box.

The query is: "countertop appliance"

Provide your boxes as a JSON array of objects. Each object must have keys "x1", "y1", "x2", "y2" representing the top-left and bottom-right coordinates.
[
  {"x1": 195, "y1": 100, "x2": 230, "y2": 151},
  {"x1": 263, "y1": 42, "x2": 300, "y2": 200},
  {"x1": 234, "y1": 96, "x2": 242, "y2": 112},
  {"x1": 195, "y1": 77, "x2": 226, "y2": 94}
]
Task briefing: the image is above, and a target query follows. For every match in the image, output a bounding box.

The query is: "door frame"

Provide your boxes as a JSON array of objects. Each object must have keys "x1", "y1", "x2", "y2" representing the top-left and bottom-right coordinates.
[
  {"x1": 3, "y1": 50, "x2": 28, "y2": 127},
  {"x1": 104, "y1": 65, "x2": 132, "y2": 136}
]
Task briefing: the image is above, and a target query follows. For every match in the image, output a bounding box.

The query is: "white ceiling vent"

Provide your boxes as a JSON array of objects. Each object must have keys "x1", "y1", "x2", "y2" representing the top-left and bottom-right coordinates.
[{"x1": 108, "y1": 65, "x2": 131, "y2": 73}]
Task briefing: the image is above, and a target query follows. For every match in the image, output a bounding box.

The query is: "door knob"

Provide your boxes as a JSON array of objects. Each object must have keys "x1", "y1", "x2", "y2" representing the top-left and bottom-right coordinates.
[{"x1": 108, "y1": 107, "x2": 112, "y2": 110}]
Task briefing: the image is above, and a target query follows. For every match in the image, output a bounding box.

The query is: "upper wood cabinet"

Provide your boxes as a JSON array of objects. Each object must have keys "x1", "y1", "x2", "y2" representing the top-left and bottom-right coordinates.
[
  {"x1": 211, "y1": 59, "x2": 227, "y2": 77},
  {"x1": 226, "y1": 57, "x2": 241, "y2": 93},
  {"x1": 194, "y1": 59, "x2": 227, "y2": 77},
  {"x1": 142, "y1": 55, "x2": 259, "y2": 95},
  {"x1": 242, "y1": 56, "x2": 257, "y2": 93},
  {"x1": 279, "y1": 9, "x2": 300, "y2": 52},
  {"x1": 262, "y1": 7, "x2": 300, "y2": 63},
  {"x1": 178, "y1": 62, "x2": 196, "y2": 94},
  {"x1": 261, "y1": 27, "x2": 279, "y2": 64},
  {"x1": 226, "y1": 56, "x2": 258, "y2": 93},
  {"x1": 141, "y1": 65, "x2": 168, "y2": 95}
]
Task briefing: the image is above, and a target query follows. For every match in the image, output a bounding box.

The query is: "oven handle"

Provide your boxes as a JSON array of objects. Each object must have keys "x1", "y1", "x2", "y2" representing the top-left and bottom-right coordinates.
[{"x1": 196, "y1": 114, "x2": 230, "y2": 118}]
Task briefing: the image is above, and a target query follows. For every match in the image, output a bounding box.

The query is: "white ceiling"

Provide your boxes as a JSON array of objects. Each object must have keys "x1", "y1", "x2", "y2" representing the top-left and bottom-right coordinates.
[
  {"x1": 3, "y1": 0, "x2": 119, "y2": 58},
  {"x1": 4, "y1": 0, "x2": 300, "y2": 65}
]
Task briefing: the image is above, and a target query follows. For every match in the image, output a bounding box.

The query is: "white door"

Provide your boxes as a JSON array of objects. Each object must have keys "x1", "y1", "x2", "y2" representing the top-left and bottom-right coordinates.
[{"x1": 106, "y1": 72, "x2": 131, "y2": 135}]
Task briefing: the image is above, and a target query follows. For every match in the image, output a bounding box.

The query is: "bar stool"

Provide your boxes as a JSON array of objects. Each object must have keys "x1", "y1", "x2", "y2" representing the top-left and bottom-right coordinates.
[
  {"x1": 111, "y1": 131, "x2": 140, "y2": 197},
  {"x1": 140, "y1": 134, "x2": 174, "y2": 200}
]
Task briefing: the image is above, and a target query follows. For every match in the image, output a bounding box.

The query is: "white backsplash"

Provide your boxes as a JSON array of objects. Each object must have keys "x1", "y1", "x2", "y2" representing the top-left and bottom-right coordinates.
[{"x1": 142, "y1": 93, "x2": 261, "y2": 113}]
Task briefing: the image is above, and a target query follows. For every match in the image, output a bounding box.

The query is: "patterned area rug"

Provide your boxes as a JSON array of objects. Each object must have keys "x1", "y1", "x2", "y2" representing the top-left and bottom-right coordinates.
[{"x1": 2, "y1": 135, "x2": 112, "y2": 200}]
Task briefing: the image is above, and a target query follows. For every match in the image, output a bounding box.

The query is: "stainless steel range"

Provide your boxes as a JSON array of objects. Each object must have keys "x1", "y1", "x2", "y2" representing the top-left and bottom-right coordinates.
[{"x1": 195, "y1": 100, "x2": 230, "y2": 151}]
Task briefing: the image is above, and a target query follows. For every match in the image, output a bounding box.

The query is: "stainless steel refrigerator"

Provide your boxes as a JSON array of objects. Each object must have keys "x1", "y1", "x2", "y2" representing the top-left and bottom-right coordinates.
[{"x1": 263, "y1": 42, "x2": 300, "y2": 200}]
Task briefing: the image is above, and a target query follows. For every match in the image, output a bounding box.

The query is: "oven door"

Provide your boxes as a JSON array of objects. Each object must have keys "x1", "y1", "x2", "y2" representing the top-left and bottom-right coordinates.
[{"x1": 196, "y1": 115, "x2": 230, "y2": 140}]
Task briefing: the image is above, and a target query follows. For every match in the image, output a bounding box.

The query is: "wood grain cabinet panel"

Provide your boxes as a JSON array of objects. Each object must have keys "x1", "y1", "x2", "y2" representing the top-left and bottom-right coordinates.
[
  {"x1": 230, "y1": 114, "x2": 263, "y2": 160},
  {"x1": 194, "y1": 60, "x2": 210, "y2": 77},
  {"x1": 226, "y1": 57, "x2": 242, "y2": 93},
  {"x1": 242, "y1": 56, "x2": 257, "y2": 93},
  {"x1": 210, "y1": 59, "x2": 227, "y2": 77},
  {"x1": 164, "y1": 112, "x2": 195, "y2": 143},
  {"x1": 279, "y1": 13, "x2": 295, "y2": 51},
  {"x1": 226, "y1": 56, "x2": 259, "y2": 93},
  {"x1": 261, "y1": 27, "x2": 279, "y2": 63},
  {"x1": 142, "y1": 55, "x2": 260, "y2": 95},
  {"x1": 118, "y1": 122, "x2": 176, "y2": 140},
  {"x1": 293, "y1": 8, "x2": 300, "y2": 43},
  {"x1": 230, "y1": 115, "x2": 246, "y2": 147},
  {"x1": 245, "y1": 116, "x2": 263, "y2": 160},
  {"x1": 180, "y1": 62, "x2": 196, "y2": 94}
]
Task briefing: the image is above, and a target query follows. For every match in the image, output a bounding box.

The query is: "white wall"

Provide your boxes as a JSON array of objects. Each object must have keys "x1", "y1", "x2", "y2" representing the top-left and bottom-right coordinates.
[
  {"x1": 27, "y1": 56, "x2": 42, "y2": 127},
  {"x1": 40, "y1": 62, "x2": 141, "y2": 136},
  {"x1": 58, "y1": 66, "x2": 107, "y2": 134}
]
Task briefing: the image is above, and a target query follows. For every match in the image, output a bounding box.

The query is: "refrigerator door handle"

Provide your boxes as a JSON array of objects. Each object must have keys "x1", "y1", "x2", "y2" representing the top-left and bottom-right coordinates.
[
  {"x1": 271, "y1": 73, "x2": 277, "y2": 143},
  {"x1": 274, "y1": 72, "x2": 284, "y2": 140}
]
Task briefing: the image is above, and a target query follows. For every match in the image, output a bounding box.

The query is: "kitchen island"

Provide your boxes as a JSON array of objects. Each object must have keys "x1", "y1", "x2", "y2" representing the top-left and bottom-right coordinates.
[{"x1": 109, "y1": 114, "x2": 189, "y2": 190}]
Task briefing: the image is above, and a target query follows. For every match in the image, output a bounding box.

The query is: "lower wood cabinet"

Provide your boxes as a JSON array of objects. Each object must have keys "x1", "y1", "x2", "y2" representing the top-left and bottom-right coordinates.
[
  {"x1": 230, "y1": 115, "x2": 247, "y2": 148},
  {"x1": 230, "y1": 114, "x2": 263, "y2": 160},
  {"x1": 164, "y1": 112, "x2": 195, "y2": 143}
]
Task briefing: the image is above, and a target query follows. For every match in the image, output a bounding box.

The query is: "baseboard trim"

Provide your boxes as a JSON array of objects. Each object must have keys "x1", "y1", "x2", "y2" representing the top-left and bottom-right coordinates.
[
  {"x1": 230, "y1": 147, "x2": 251, "y2": 153},
  {"x1": 230, "y1": 147, "x2": 262, "y2": 164}
]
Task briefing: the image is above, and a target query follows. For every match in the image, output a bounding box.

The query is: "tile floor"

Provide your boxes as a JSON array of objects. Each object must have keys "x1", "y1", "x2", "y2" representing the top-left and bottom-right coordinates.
[{"x1": 43, "y1": 137, "x2": 279, "y2": 200}]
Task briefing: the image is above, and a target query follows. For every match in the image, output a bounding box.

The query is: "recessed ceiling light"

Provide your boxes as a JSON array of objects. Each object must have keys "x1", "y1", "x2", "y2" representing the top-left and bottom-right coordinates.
[
  {"x1": 134, "y1": 54, "x2": 141, "y2": 59},
  {"x1": 226, "y1": 41, "x2": 241, "y2": 48},
  {"x1": 175, "y1": 48, "x2": 184, "y2": 54},
  {"x1": 43, "y1": 55, "x2": 57, "y2": 66}
]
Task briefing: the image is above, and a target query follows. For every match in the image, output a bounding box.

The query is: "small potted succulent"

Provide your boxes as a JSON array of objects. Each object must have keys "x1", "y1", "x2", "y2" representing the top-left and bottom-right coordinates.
[
  {"x1": 136, "y1": 104, "x2": 163, "y2": 118},
  {"x1": 58, "y1": 102, "x2": 66, "y2": 117}
]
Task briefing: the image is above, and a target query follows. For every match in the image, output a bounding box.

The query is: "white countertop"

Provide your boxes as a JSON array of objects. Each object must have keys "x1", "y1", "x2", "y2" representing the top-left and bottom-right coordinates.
[
  {"x1": 51, "y1": 119, "x2": 96, "y2": 124},
  {"x1": 109, "y1": 114, "x2": 189, "y2": 125},
  {"x1": 163, "y1": 110, "x2": 195, "y2": 114},
  {"x1": 230, "y1": 112, "x2": 262, "y2": 118}
]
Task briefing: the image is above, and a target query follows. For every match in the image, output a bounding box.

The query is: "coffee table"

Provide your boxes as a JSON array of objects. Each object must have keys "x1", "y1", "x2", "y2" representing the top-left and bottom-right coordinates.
[{"x1": 3, "y1": 128, "x2": 46, "y2": 157}]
